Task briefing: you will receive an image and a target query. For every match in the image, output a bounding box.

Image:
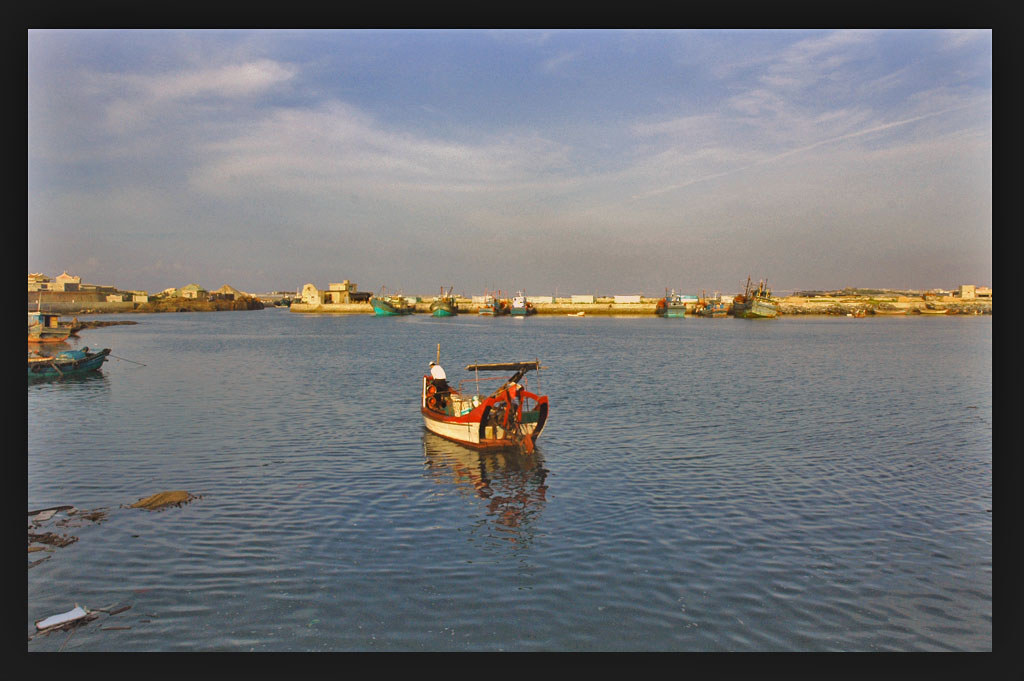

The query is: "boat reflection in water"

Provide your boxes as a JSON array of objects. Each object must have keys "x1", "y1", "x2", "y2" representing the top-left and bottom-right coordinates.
[{"x1": 421, "y1": 431, "x2": 548, "y2": 545}]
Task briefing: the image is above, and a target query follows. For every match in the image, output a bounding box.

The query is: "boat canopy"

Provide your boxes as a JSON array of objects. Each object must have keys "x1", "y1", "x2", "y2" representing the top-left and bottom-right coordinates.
[{"x1": 464, "y1": 361, "x2": 543, "y2": 373}]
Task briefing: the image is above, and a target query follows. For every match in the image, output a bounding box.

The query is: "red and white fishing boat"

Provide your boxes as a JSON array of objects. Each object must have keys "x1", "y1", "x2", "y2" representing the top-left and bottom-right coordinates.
[{"x1": 421, "y1": 358, "x2": 549, "y2": 452}]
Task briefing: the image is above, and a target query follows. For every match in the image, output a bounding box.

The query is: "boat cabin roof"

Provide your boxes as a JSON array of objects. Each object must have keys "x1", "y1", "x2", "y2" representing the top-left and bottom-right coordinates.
[{"x1": 464, "y1": 361, "x2": 542, "y2": 373}]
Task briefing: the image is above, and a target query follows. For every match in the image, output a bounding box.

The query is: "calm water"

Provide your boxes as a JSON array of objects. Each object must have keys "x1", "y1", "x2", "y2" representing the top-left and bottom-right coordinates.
[{"x1": 27, "y1": 311, "x2": 992, "y2": 651}]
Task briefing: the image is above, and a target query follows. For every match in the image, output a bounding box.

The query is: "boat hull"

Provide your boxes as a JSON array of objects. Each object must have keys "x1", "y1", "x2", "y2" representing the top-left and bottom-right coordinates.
[
  {"x1": 421, "y1": 374, "x2": 548, "y2": 450},
  {"x1": 28, "y1": 348, "x2": 111, "y2": 380},
  {"x1": 657, "y1": 305, "x2": 687, "y2": 318},
  {"x1": 430, "y1": 300, "x2": 458, "y2": 317},
  {"x1": 732, "y1": 298, "x2": 778, "y2": 318},
  {"x1": 370, "y1": 297, "x2": 414, "y2": 316}
]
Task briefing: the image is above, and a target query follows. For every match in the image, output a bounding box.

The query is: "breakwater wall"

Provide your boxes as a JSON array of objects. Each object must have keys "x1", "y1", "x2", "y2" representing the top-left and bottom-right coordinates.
[{"x1": 291, "y1": 298, "x2": 991, "y2": 316}]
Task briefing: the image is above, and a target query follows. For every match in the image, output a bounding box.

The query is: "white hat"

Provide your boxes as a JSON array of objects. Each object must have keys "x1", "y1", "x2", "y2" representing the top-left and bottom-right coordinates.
[{"x1": 429, "y1": 361, "x2": 436, "y2": 366}]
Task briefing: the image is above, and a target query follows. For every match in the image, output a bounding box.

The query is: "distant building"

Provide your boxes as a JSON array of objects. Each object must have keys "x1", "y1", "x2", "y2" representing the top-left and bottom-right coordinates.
[
  {"x1": 614, "y1": 295, "x2": 642, "y2": 304},
  {"x1": 300, "y1": 280, "x2": 360, "y2": 304},
  {"x1": 54, "y1": 271, "x2": 81, "y2": 292},
  {"x1": 300, "y1": 283, "x2": 323, "y2": 305},
  {"x1": 180, "y1": 284, "x2": 208, "y2": 300},
  {"x1": 28, "y1": 273, "x2": 51, "y2": 291},
  {"x1": 527, "y1": 296, "x2": 554, "y2": 304},
  {"x1": 571, "y1": 294, "x2": 595, "y2": 304}
]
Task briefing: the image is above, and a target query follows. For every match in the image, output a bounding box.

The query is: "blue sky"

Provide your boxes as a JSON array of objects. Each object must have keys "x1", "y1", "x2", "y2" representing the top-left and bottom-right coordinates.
[{"x1": 27, "y1": 29, "x2": 991, "y2": 296}]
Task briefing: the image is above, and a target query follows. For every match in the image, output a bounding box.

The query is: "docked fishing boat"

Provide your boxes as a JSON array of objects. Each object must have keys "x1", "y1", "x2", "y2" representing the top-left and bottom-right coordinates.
[
  {"x1": 28, "y1": 311, "x2": 72, "y2": 344},
  {"x1": 28, "y1": 347, "x2": 111, "y2": 380},
  {"x1": 422, "y1": 359, "x2": 549, "y2": 452},
  {"x1": 655, "y1": 289, "x2": 696, "y2": 317},
  {"x1": 478, "y1": 291, "x2": 509, "y2": 316},
  {"x1": 429, "y1": 287, "x2": 459, "y2": 317},
  {"x1": 696, "y1": 291, "x2": 728, "y2": 317},
  {"x1": 731, "y1": 276, "x2": 778, "y2": 319},
  {"x1": 919, "y1": 306, "x2": 949, "y2": 315},
  {"x1": 509, "y1": 291, "x2": 537, "y2": 316},
  {"x1": 370, "y1": 290, "x2": 415, "y2": 316}
]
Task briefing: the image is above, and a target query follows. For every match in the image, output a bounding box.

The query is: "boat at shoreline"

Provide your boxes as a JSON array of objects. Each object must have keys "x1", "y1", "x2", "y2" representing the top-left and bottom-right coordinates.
[
  {"x1": 509, "y1": 291, "x2": 537, "y2": 316},
  {"x1": 370, "y1": 290, "x2": 415, "y2": 316},
  {"x1": 429, "y1": 287, "x2": 459, "y2": 317},
  {"x1": 478, "y1": 291, "x2": 509, "y2": 316},
  {"x1": 696, "y1": 291, "x2": 728, "y2": 317},
  {"x1": 28, "y1": 311, "x2": 72, "y2": 343},
  {"x1": 655, "y1": 289, "x2": 698, "y2": 317},
  {"x1": 421, "y1": 358, "x2": 549, "y2": 452},
  {"x1": 731, "y1": 277, "x2": 778, "y2": 319},
  {"x1": 28, "y1": 347, "x2": 111, "y2": 380}
]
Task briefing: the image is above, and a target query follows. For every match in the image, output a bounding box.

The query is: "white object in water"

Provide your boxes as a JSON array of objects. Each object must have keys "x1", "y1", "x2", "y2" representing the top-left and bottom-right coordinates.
[{"x1": 35, "y1": 605, "x2": 88, "y2": 631}]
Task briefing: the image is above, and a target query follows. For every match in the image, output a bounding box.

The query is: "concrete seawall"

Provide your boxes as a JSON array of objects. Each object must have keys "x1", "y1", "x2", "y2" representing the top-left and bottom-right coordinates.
[{"x1": 289, "y1": 298, "x2": 991, "y2": 316}]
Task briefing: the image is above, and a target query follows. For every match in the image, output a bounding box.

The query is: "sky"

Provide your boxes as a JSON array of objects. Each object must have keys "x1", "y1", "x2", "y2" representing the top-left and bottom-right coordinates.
[{"x1": 27, "y1": 29, "x2": 992, "y2": 296}]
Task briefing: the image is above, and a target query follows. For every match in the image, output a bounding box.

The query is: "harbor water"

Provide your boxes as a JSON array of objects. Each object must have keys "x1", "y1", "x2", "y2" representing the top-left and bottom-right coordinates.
[{"x1": 27, "y1": 311, "x2": 992, "y2": 651}]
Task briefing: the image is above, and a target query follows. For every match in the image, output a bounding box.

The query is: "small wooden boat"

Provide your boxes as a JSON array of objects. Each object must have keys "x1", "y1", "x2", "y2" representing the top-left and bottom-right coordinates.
[
  {"x1": 919, "y1": 307, "x2": 949, "y2": 315},
  {"x1": 429, "y1": 286, "x2": 460, "y2": 317},
  {"x1": 509, "y1": 291, "x2": 537, "y2": 316},
  {"x1": 731, "y1": 276, "x2": 778, "y2": 318},
  {"x1": 370, "y1": 289, "x2": 415, "y2": 316},
  {"x1": 422, "y1": 358, "x2": 549, "y2": 452},
  {"x1": 28, "y1": 311, "x2": 72, "y2": 343},
  {"x1": 28, "y1": 347, "x2": 111, "y2": 380}
]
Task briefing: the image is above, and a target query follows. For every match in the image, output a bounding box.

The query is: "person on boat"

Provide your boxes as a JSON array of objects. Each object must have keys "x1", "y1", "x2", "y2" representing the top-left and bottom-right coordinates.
[{"x1": 428, "y1": 361, "x2": 450, "y2": 408}]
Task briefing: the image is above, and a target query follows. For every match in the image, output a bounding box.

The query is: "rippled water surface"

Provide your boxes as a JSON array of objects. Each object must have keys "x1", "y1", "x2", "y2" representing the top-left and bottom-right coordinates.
[{"x1": 27, "y1": 311, "x2": 992, "y2": 651}]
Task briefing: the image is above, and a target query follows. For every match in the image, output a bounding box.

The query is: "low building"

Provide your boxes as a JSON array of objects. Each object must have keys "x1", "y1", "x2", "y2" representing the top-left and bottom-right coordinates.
[
  {"x1": 614, "y1": 294, "x2": 642, "y2": 304},
  {"x1": 571, "y1": 294, "x2": 595, "y2": 304},
  {"x1": 180, "y1": 284, "x2": 208, "y2": 300},
  {"x1": 28, "y1": 273, "x2": 51, "y2": 291},
  {"x1": 527, "y1": 295, "x2": 555, "y2": 304},
  {"x1": 54, "y1": 271, "x2": 81, "y2": 292}
]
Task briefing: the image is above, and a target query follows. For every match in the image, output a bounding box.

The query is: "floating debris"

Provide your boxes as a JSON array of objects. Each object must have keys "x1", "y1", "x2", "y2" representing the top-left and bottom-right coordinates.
[
  {"x1": 127, "y1": 490, "x2": 197, "y2": 511},
  {"x1": 28, "y1": 531, "x2": 78, "y2": 548},
  {"x1": 35, "y1": 605, "x2": 90, "y2": 632}
]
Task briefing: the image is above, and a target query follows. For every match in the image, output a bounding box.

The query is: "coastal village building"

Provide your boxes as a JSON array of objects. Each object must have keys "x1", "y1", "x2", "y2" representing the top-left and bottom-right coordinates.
[
  {"x1": 958, "y1": 285, "x2": 992, "y2": 299},
  {"x1": 300, "y1": 280, "x2": 360, "y2": 305},
  {"x1": 180, "y1": 284, "x2": 208, "y2": 300},
  {"x1": 211, "y1": 284, "x2": 246, "y2": 301},
  {"x1": 28, "y1": 271, "x2": 143, "y2": 299},
  {"x1": 54, "y1": 271, "x2": 81, "y2": 292},
  {"x1": 28, "y1": 273, "x2": 51, "y2": 291}
]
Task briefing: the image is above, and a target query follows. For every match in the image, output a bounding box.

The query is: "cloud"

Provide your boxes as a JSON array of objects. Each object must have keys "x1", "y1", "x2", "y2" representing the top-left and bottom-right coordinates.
[{"x1": 97, "y1": 59, "x2": 296, "y2": 129}]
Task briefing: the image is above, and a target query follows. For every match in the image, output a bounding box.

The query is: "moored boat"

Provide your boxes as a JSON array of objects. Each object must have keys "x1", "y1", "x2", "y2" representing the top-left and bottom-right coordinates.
[
  {"x1": 478, "y1": 291, "x2": 509, "y2": 316},
  {"x1": 421, "y1": 358, "x2": 549, "y2": 452},
  {"x1": 731, "y1": 276, "x2": 778, "y2": 318},
  {"x1": 696, "y1": 291, "x2": 728, "y2": 317},
  {"x1": 28, "y1": 311, "x2": 72, "y2": 343},
  {"x1": 370, "y1": 290, "x2": 415, "y2": 316},
  {"x1": 509, "y1": 291, "x2": 537, "y2": 316},
  {"x1": 28, "y1": 347, "x2": 111, "y2": 380},
  {"x1": 429, "y1": 286, "x2": 460, "y2": 317},
  {"x1": 655, "y1": 289, "x2": 696, "y2": 317},
  {"x1": 918, "y1": 306, "x2": 949, "y2": 315}
]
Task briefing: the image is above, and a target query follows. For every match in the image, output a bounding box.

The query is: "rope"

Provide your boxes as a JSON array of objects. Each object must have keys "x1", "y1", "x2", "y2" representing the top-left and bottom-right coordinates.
[{"x1": 109, "y1": 354, "x2": 146, "y2": 366}]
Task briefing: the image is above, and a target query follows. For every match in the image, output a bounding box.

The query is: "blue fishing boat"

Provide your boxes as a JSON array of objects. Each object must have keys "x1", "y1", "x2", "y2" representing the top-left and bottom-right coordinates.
[
  {"x1": 509, "y1": 291, "x2": 537, "y2": 316},
  {"x1": 429, "y1": 287, "x2": 459, "y2": 317},
  {"x1": 655, "y1": 289, "x2": 697, "y2": 317},
  {"x1": 28, "y1": 347, "x2": 111, "y2": 380}
]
